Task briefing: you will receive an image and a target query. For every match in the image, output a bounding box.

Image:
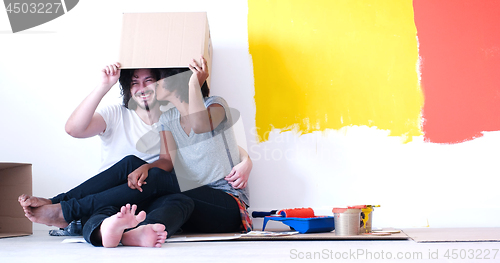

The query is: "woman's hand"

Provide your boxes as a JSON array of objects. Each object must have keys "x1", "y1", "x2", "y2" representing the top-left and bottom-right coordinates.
[
  {"x1": 127, "y1": 164, "x2": 150, "y2": 192},
  {"x1": 225, "y1": 159, "x2": 251, "y2": 189},
  {"x1": 188, "y1": 56, "x2": 209, "y2": 88}
]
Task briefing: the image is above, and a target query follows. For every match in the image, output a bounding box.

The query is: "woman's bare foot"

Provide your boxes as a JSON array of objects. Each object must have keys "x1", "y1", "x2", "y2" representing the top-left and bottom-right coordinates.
[
  {"x1": 18, "y1": 194, "x2": 52, "y2": 213},
  {"x1": 24, "y1": 203, "x2": 68, "y2": 228},
  {"x1": 122, "y1": 224, "x2": 167, "y2": 248},
  {"x1": 100, "y1": 204, "x2": 146, "y2": 248}
]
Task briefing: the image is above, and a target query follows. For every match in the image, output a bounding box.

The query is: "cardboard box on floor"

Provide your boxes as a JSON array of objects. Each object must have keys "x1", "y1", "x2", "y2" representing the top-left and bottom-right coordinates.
[
  {"x1": 0, "y1": 163, "x2": 32, "y2": 238},
  {"x1": 119, "y1": 12, "x2": 213, "y2": 84}
]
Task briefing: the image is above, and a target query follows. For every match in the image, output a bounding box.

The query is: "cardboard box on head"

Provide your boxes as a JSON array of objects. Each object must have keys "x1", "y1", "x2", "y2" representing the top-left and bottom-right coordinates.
[
  {"x1": 119, "y1": 12, "x2": 213, "y2": 85},
  {"x1": 0, "y1": 163, "x2": 32, "y2": 238}
]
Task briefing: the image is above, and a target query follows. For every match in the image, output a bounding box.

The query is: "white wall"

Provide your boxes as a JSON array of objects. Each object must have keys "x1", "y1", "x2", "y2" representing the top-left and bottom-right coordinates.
[{"x1": 1, "y1": 0, "x2": 499, "y2": 231}]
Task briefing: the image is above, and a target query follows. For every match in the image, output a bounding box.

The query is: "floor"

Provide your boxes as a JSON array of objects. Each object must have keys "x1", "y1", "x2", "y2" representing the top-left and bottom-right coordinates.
[{"x1": 1, "y1": 230, "x2": 499, "y2": 263}]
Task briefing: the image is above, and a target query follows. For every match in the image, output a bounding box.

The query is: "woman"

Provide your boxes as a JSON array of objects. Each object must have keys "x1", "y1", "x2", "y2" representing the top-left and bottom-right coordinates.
[{"x1": 152, "y1": 56, "x2": 252, "y2": 233}]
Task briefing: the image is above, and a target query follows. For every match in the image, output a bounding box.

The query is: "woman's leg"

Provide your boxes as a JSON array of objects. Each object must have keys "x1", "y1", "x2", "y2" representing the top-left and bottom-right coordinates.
[
  {"x1": 136, "y1": 193, "x2": 194, "y2": 238},
  {"x1": 84, "y1": 204, "x2": 169, "y2": 248},
  {"x1": 83, "y1": 206, "x2": 119, "y2": 246},
  {"x1": 181, "y1": 186, "x2": 241, "y2": 233}
]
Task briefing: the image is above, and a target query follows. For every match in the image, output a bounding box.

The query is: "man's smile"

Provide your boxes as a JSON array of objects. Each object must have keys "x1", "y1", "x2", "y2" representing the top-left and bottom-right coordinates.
[{"x1": 135, "y1": 90, "x2": 154, "y2": 100}]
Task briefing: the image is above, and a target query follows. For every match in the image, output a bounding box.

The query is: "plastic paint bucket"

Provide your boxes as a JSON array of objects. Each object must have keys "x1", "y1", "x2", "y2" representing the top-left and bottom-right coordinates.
[{"x1": 332, "y1": 208, "x2": 361, "y2": 236}]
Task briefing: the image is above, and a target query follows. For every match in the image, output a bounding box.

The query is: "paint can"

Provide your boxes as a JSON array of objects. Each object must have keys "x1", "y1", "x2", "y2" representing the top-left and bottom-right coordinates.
[
  {"x1": 332, "y1": 208, "x2": 361, "y2": 236},
  {"x1": 348, "y1": 205, "x2": 379, "y2": 233}
]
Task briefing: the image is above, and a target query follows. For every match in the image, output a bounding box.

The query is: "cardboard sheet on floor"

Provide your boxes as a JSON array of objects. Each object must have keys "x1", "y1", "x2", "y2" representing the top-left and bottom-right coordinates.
[
  {"x1": 168, "y1": 230, "x2": 409, "y2": 242},
  {"x1": 403, "y1": 228, "x2": 500, "y2": 242}
]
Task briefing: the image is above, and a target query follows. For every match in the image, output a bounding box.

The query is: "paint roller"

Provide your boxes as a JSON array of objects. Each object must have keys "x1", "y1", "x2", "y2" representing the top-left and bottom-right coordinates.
[
  {"x1": 252, "y1": 207, "x2": 315, "y2": 218},
  {"x1": 259, "y1": 208, "x2": 325, "y2": 233}
]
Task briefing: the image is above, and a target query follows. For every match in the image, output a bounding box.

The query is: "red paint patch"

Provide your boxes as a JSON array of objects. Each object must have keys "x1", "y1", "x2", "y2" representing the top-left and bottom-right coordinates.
[{"x1": 414, "y1": 0, "x2": 500, "y2": 143}]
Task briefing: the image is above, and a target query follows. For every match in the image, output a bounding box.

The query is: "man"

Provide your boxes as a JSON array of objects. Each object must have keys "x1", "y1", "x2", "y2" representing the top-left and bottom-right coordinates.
[{"x1": 65, "y1": 63, "x2": 162, "y2": 172}]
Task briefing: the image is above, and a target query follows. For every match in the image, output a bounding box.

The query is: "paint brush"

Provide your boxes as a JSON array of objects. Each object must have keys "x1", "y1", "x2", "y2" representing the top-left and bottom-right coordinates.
[{"x1": 252, "y1": 210, "x2": 278, "y2": 218}]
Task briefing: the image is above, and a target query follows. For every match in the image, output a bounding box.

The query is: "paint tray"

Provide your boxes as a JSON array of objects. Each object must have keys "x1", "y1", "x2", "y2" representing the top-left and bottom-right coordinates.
[{"x1": 262, "y1": 216, "x2": 335, "y2": 234}]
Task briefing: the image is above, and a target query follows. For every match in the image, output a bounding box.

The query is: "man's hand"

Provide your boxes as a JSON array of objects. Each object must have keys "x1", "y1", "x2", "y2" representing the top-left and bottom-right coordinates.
[
  {"x1": 127, "y1": 164, "x2": 149, "y2": 192},
  {"x1": 99, "y1": 62, "x2": 121, "y2": 92}
]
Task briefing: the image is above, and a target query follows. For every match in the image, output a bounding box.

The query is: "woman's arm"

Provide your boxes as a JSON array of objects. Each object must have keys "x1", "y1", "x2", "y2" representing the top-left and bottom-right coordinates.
[
  {"x1": 187, "y1": 56, "x2": 226, "y2": 134},
  {"x1": 127, "y1": 130, "x2": 176, "y2": 192},
  {"x1": 225, "y1": 146, "x2": 252, "y2": 189},
  {"x1": 65, "y1": 63, "x2": 121, "y2": 138}
]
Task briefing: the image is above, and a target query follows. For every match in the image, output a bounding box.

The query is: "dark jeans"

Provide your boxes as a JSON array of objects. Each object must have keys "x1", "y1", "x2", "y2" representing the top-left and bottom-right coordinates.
[
  {"x1": 51, "y1": 155, "x2": 181, "y2": 223},
  {"x1": 182, "y1": 186, "x2": 242, "y2": 233},
  {"x1": 84, "y1": 193, "x2": 194, "y2": 246},
  {"x1": 51, "y1": 155, "x2": 242, "y2": 240}
]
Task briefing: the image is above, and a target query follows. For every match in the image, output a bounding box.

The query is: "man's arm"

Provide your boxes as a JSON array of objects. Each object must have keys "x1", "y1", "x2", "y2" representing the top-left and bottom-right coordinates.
[{"x1": 65, "y1": 63, "x2": 121, "y2": 138}]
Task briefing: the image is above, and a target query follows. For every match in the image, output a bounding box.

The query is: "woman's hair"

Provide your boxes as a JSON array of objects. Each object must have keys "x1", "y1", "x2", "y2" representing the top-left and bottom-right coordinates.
[
  {"x1": 118, "y1": 68, "x2": 161, "y2": 109},
  {"x1": 158, "y1": 68, "x2": 210, "y2": 103}
]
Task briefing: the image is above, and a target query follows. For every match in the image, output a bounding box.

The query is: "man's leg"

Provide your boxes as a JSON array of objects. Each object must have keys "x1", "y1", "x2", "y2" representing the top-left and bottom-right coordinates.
[
  {"x1": 51, "y1": 155, "x2": 148, "y2": 203},
  {"x1": 19, "y1": 155, "x2": 147, "y2": 211}
]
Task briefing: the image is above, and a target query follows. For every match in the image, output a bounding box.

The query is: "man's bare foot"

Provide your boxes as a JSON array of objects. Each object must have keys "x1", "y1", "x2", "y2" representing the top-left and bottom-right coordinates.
[
  {"x1": 122, "y1": 224, "x2": 167, "y2": 248},
  {"x1": 18, "y1": 194, "x2": 52, "y2": 213},
  {"x1": 25, "y1": 203, "x2": 68, "y2": 228},
  {"x1": 100, "y1": 204, "x2": 147, "y2": 248}
]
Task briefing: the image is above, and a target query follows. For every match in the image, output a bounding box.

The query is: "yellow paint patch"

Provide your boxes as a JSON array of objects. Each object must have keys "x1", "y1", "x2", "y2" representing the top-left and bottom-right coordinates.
[{"x1": 248, "y1": 0, "x2": 423, "y2": 143}]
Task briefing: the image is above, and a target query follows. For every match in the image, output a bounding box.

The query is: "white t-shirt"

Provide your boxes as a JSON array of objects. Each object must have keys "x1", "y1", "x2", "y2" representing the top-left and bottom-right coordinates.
[{"x1": 96, "y1": 104, "x2": 160, "y2": 172}]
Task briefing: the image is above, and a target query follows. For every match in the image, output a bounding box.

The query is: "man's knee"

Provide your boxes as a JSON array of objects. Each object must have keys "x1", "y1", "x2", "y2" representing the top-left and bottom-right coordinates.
[
  {"x1": 147, "y1": 168, "x2": 171, "y2": 182},
  {"x1": 148, "y1": 167, "x2": 167, "y2": 175},
  {"x1": 146, "y1": 167, "x2": 171, "y2": 181},
  {"x1": 120, "y1": 155, "x2": 145, "y2": 166},
  {"x1": 144, "y1": 168, "x2": 180, "y2": 193}
]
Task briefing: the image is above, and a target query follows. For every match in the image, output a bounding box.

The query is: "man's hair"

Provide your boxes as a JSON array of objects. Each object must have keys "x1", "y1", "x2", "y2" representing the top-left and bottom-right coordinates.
[
  {"x1": 119, "y1": 68, "x2": 161, "y2": 109},
  {"x1": 158, "y1": 68, "x2": 210, "y2": 103}
]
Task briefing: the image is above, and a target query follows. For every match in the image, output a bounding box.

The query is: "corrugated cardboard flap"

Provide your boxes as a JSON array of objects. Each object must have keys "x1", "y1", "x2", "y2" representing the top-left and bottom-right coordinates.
[
  {"x1": 119, "y1": 12, "x2": 211, "y2": 69},
  {"x1": 0, "y1": 163, "x2": 33, "y2": 238}
]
